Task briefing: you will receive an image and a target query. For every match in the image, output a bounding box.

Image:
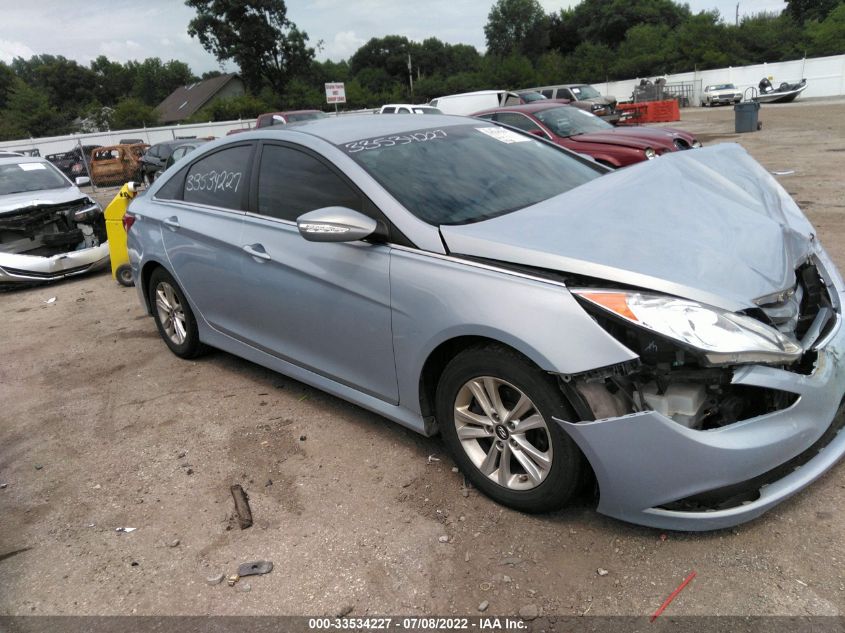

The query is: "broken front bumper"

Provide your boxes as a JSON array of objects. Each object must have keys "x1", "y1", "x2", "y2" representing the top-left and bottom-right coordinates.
[
  {"x1": 0, "y1": 243, "x2": 110, "y2": 284},
  {"x1": 556, "y1": 308, "x2": 845, "y2": 532}
]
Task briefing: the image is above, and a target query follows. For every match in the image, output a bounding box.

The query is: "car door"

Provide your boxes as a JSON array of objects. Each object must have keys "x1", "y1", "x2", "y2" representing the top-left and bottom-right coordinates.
[
  {"x1": 156, "y1": 143, "x2": 254, "y2": 336},
  {"x1": 237, "y1": 142, "x2": 398, "y2": 402}
]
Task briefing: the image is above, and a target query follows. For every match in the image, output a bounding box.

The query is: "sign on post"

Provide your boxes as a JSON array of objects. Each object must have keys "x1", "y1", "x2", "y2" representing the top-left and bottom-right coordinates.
[{"x1": 325, "y1": 83, "x2": 346, "y2": 104}]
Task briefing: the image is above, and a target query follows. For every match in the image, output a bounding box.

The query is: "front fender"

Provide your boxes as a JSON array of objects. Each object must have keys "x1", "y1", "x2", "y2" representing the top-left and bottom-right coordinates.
[{"x1": 389, "y1": 247, "x2": 638, "y2": 415}]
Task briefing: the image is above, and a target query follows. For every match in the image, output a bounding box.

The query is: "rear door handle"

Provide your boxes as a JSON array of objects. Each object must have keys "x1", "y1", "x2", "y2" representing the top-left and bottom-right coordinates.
[
  {"x1": 163, "y1": 216, "x2": 180, "y2": 230},
  {"x1": 243, "y1": 243, "x2": 271, "y2": 261}
]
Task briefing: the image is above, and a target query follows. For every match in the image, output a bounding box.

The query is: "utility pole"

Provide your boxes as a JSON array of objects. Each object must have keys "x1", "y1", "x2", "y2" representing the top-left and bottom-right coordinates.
[
  {"x1": 408, "y1": 53, "x2": 414, "y2": 103},
  {"x1": 735, "y1": 3, "x2": 739, "y2": 26}
]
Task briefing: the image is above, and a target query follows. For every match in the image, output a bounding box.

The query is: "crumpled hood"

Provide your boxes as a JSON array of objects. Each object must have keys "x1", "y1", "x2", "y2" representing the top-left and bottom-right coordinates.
[
  {"x1": 0, "y1": 186, "x2": 85, "y2": 214},
  {"x1": 440, "y1": 143, "x2": 816, "y2": 312}
]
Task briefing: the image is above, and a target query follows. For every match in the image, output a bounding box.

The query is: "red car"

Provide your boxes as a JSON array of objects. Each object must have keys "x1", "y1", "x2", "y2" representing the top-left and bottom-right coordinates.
[{"x1": 472, "y1": 103, "x2": 701, "y2": 168}]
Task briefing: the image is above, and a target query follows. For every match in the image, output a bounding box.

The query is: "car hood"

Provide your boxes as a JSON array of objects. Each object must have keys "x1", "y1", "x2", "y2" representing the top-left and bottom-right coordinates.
[
  {"x1": 0, "y1": 186, "x2": 84, "y2": 214},
  {"x1": 439, "y1": 143, "x2": 815, "y2": 312},
  {"x1": 570, "y1": 127, "x2": 691, "y2": 150}
]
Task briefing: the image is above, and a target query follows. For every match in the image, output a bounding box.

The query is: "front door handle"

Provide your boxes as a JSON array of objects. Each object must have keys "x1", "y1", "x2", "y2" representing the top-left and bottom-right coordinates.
[
  {"x1": 243, "y1": 243, "x2": 271, "y2": 261},
  {"x1": 163, "y1": 216, "x2": 180, "y2": 230}
]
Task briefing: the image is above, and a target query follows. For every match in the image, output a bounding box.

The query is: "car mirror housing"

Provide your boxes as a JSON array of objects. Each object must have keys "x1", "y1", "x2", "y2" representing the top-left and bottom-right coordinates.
[
  {"x1": 75, "y1": 176, "x2": 91, "y2": 186},
  {"x1": 296, "y1": 207, "x2": 378, "y2": 243}
]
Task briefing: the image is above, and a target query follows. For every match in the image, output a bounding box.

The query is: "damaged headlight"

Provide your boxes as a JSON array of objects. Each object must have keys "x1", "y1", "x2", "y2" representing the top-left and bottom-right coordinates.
[
  {"x1": 73, "y1": 199, "x2": 101, "y2": 222},
  {"x1": 572, "y1": 289, "x2": 803, "y2": 365}
]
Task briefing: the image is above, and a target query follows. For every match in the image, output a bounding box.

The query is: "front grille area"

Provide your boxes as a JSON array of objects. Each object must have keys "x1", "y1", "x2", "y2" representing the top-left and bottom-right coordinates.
[
  {"x1": 0, "y1": 263, "x2": 93, "y2": 279},
  {"x1": 756, "y1": 262, "x2": 833, "y2": 344}
]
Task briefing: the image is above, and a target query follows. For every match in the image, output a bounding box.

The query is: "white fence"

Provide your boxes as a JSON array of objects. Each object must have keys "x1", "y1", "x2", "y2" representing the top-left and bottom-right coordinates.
[
  {"x1": 591, "y1": 53, "x2": 845, "y2": 105},
  {"x1": 0, "y1": 119, "x2": 259, "y2": 159}
]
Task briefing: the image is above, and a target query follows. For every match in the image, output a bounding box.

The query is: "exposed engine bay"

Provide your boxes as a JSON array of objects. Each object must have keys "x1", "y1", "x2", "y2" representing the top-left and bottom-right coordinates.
[
  {"x1": 0, "y1": 197, "x2": 106, "y2": 257},
  {"x1": 562, "y1": 260, "x2": 836, "y2": 431}
]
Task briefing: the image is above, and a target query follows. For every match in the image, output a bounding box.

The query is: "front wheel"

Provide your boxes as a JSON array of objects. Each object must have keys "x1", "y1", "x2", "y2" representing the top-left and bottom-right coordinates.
[
  {"x1": 148, "y1": 268, "x2": 205, "y2": 358},
  {"x1": 435, "y1": 345, "x2": 584, "y2": 513}
]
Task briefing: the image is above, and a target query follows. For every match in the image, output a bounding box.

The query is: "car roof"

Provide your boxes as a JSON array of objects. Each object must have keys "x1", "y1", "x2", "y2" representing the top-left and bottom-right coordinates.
[{"x1": 247, "y1": 113, "x2": 482, "y2": 145}]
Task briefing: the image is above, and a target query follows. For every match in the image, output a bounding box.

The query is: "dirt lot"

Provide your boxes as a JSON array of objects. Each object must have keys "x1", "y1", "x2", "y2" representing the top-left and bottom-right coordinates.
[{"x1": 1, "y1": 100, "x2": 845, "y2": 620}]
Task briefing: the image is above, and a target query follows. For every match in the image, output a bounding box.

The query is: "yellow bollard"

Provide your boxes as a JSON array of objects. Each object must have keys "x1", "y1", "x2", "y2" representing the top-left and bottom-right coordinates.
[{"x1": 103, "y1": 182, "x2": 139, "y2": 286}]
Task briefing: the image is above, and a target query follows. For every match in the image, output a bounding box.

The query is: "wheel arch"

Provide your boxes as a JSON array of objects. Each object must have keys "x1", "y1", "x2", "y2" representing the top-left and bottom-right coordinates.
[
  {"x1": 139, "y1": 259, "x2": 167, "y2": 313},
  {"x1": 417, "y1": 333, "x2": 553, "y2": 421}
]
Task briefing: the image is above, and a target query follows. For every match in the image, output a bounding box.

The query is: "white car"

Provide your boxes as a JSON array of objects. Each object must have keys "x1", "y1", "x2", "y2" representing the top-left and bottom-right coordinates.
[
  {"x1": 701, "y1": 84, "x2": 742, "y2": 107},
  {"x1": 378, "y1": 104, "x2": 443, "y2": 114},
  {"x1": 0, "y1": 156, "x2": 108, "y2": 285}
]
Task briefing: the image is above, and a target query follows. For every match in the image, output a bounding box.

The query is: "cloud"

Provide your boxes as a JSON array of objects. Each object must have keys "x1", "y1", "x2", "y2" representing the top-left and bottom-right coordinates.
[
  {"x1": 97, "y1": 39, "x2": 143, "y2": 60},
  {"x1": 0, "y1": 39, "x2": 35, "y2": 63},
  {"x1": 322, "y1": 31, "x2": 366, "y2": 61}
]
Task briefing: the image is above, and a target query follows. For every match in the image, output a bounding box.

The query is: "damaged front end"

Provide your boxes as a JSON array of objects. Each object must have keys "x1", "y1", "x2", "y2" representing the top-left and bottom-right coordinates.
[
  {"x1": 555, "y1": 255, "x2": 845, "y2": 531},
  {"x1": 0, "y1": 196, "x2": 109, "y2": 284}
]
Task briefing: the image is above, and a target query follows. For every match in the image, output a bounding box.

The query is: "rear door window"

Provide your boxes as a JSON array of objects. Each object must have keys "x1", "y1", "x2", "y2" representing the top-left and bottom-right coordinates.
[
  {"x1": 495, "y1": 112, "x2": 544, "y2": 134},
  {"x1": 182, "y1": 145, "x2": 252, "y2": 210}
]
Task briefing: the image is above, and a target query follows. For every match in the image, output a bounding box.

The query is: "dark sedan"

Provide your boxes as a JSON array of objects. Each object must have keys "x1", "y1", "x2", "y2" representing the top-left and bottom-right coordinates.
[{"x1": 473, "y1": 103, "x2": 701, "y2": 168}]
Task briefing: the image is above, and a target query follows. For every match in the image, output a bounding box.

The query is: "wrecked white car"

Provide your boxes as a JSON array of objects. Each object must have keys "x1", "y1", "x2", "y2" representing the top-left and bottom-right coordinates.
[{"x1": 0, "y1": 156, "x2": 109, "y2": 285}]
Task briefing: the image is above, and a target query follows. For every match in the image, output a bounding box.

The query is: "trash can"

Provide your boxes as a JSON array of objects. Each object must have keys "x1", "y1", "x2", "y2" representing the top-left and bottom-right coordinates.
[
  {"x1": 734, "y1": 101, "x2": 760, "y2": 133},
  {"x1": 103, "y1": 181, "x2": 139, "y2": 286}
]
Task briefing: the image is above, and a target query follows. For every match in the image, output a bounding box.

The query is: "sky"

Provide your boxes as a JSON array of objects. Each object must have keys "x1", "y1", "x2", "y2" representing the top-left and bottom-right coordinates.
[{"x1": 0, "y1": 0, "x2": 788, "y2": 73}]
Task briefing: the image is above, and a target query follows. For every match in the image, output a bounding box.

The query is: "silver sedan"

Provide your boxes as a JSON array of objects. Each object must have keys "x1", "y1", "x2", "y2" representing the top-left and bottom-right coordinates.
[{"x1": 126, "y1": 115, "x2": 845, "y2": 531}]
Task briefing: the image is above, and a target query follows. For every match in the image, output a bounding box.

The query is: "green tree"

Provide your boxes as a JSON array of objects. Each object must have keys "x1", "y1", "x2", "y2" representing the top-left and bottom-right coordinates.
[
  {"x1": 128, "y1": 58, "x2": 195, "y2": 106},
  {"x1": 735, "y1": 13, "x2": 806, "y2": 63},
  {"x1": 484, "y1": 0, "x2": 549, "y2": 60},
  {"x1": 189, "y1": 93, "x2": 272, "y2": 121},
  {"x1": 110, "y1": 98, "x2": 159, "y2": 129},
  {"x1": 0, "y1": 79, "x2": 69, "y2": 140},
  {"x1": 612, "y1": 24, "x2": 676, "y2": 78},
  {"x1": 671, "y1": 11, "x2": 740, "y2": 71},
  {"x1": 186, "y1": 0, "x2": 316, "y2": 94},
  {"x1": 806, "y1": 3, "x2": 845, "y2": 55},
  {"x1": 567, "y1": 0, "x2": 691, "y2": 48},
  {"x1": 349, "y1": 36, "x2": 413, "y2": 81},
  {"x1": 786, "y1": 0, "x2": 843, "y2": 24},
  {"x1": 0, "y1": 62, "x2": 15, "y2": 110}
]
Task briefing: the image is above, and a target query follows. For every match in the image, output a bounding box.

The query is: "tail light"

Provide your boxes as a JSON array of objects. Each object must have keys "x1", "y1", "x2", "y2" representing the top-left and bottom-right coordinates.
[{"x1": 123, "y1": 212, "x2": 136, "y2": 232}]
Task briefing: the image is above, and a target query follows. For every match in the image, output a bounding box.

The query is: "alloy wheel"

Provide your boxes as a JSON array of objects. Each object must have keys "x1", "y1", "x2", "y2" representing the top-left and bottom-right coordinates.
[
  {"x1": 453, "y1": 376, "x2": 553, "y2": 491},
  {"x1": 154, "y1": 281, "x2": 187, "y2": 345}
]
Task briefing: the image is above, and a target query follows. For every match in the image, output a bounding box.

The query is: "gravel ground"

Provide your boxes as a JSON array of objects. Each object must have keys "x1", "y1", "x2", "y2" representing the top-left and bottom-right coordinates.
[{"x1": 1, "y1": 99, "x2": 844, "y2": 619}]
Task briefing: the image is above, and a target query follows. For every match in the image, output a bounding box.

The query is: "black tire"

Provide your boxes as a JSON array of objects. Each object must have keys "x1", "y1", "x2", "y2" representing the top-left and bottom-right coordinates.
[
  {"x1": 116, "y1": 264, "x2": 135, "y2": 287},
  {"x1": 148, "y1": 267, "x2": 205, "y2": 358},
  {"x1": 435, "y1": 344, "x2": 583, "y2": 513},
  {"x1": 144, "y1": 171, "x2": 154, "y2": 187}
]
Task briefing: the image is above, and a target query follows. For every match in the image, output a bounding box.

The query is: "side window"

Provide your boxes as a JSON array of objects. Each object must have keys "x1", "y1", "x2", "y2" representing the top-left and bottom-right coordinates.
[
  {"x1": 541, "y1": 90, "x2": 554, "y2": 99},
  {"x1": 257, "y1": 144, "x2": 361, "y2": 222},
  {"x1": 475, "y1": 113, "x2": 496, "y2": 121},
  {"x1": 382, "y1": 107, "x2": 396, "y2": 114},
  {"x1": 496, "y1": 112, "x2": 542, "y2": 134},
  {"x1": 182, "y1": 145, "x2": 251, "y2": 210},
  {"x1": 398, "y1": 107, "x2": 410, "y2": 113},
  {"x1": 155, "y1": 166, "x2": 186, "y2": 200},
  {"x1": 503, "y1": 94, "x2": 522, "y2": 106}
]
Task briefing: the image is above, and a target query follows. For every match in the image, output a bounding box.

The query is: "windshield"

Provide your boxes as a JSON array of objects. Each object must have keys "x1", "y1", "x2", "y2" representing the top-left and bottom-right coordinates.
[
  {"x1": 0, "y1": 161, "x2": 69, "y2": 195},
  {"x1": 341, "y1": 124, "x2": 601, "y2": 225},
  {"x1": 519, "y1": 92, "x2": 547, "y2": 102},
  {"x1": 286, "y1": 112, "x2": 328, "y2": 122},
  {"x1": 710, "y1": 84, "x2": 735, "y2": 91},
  {"x1": 571, "y1": 85, "x2": 601, "y2": 99},
  {"x1": 535, "y1": 106, "x2": 612, "y2": 137},
  {"x1": 415, "y1": 107, "x2": 443, "y2": 114}
]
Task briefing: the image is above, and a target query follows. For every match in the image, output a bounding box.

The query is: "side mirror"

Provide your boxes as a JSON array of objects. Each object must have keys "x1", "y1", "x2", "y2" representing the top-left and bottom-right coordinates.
[
  {"x1": 75, "y1": 176, "x2": 91, "y2": 186},
  {"x1": 297, "y1": 207, "x2": 378, "y2": 243}
]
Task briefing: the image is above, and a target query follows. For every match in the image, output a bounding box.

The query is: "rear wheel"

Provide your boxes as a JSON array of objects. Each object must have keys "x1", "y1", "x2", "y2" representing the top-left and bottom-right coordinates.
[
  {"x1": 435, "y1": 345, "x2": 583, "y2": 513},
  {"x1": 148, "y1": 268, "x2": 205, "y2": 358}
]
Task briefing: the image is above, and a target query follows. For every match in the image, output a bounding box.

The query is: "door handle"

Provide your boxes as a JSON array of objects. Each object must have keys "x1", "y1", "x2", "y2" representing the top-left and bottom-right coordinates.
[
  {"x1": 163, "y1": 216, "x2": 180, "y2": 230},
  {"x1": 243, "y1": 243, "x2": 271, "y2": 261}
]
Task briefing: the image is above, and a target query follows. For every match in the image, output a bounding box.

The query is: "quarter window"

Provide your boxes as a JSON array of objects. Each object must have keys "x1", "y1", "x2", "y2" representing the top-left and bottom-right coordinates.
[
  {"x1": 495, "y1": 112, "x2": 543, "y2": 134},
  {"x1": 182, "y1": 145, "x2": 251, "y2": 210},
  {"x1": 257, "y1": 144, "x2": 361, "y2": 222}
]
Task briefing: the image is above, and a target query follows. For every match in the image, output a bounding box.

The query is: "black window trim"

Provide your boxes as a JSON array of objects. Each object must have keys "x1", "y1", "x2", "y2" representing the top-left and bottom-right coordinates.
[{"x1": 247, "y1": 140, "x2": 414, "y2": 247}]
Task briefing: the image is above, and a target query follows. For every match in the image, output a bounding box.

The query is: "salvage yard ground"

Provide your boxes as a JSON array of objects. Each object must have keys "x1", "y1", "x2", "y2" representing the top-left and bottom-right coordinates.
[{"x1": 1, "y1": 99, "x2": 845, "y2": 618}]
